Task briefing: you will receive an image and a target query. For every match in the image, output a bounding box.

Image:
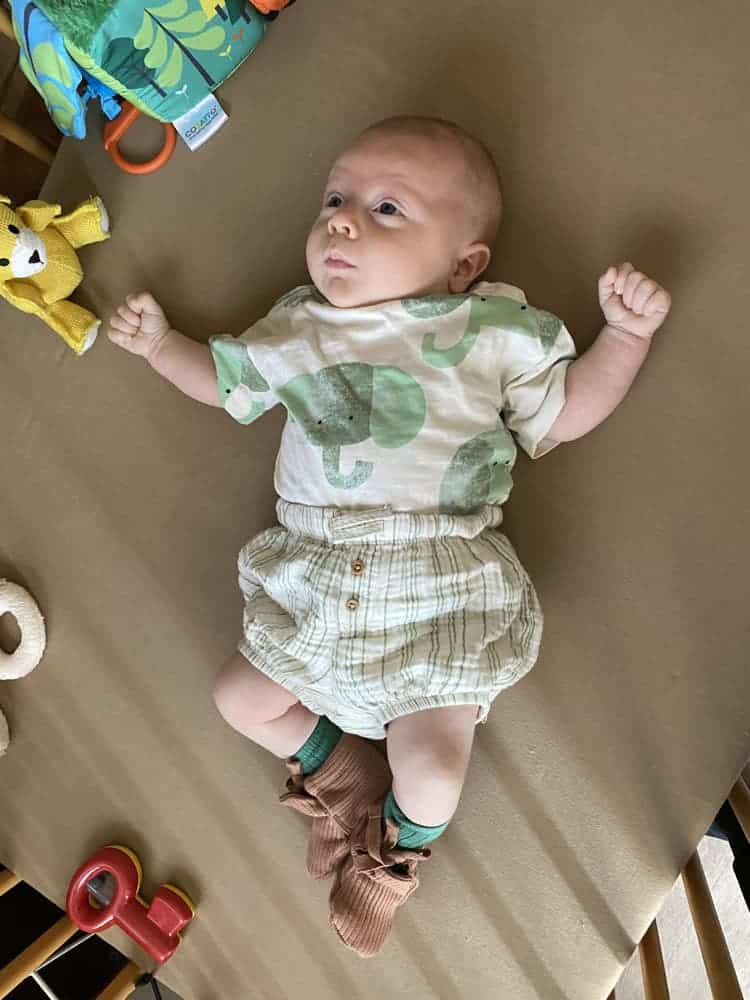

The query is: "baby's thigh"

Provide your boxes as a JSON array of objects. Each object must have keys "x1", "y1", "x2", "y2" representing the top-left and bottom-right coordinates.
[
  {"x1": 388, "y1": 705, "x2": 478, "y2": 777},
  {"x1": 213, "y1": 651, "x2": 298, "y2": 725}
]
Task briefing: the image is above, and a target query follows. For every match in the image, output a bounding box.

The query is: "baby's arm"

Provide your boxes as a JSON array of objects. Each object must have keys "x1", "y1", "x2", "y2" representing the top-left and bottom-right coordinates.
[
  {"x1": 108, "y1": 292, "x2": 220, "y2": 406},
  {"x1": 547, "y1": 263, "x2": 671, "y2": 443}
]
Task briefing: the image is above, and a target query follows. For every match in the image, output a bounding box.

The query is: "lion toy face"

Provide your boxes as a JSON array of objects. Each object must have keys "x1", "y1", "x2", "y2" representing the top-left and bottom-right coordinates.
[{"x1": 0, "y1": 201, "x2": 47, "y2": 281}]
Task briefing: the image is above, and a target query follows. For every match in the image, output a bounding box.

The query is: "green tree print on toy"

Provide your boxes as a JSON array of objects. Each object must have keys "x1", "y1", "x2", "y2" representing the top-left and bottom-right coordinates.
[
  {"x1": 212, "y1": 336, "x2": 270, "y2": 425},
  {"x1": 101, "y1": 36, "x2": 168, "y2": 96},
  {"x1": 403, "y1": 294, "x2": 564, "y2": 368},
  {"x1": 278, "y1": 363, "x2": 426, "y2": 490},
  {"x1": 133, "y1": 0, "x2": 227, "y2": 88},
  {"x1": 439, "y1": 420, "x2": 517, "y2": 513},
  {"x1": 200, "y1": 0, "x2": 253, "y2": 24}
]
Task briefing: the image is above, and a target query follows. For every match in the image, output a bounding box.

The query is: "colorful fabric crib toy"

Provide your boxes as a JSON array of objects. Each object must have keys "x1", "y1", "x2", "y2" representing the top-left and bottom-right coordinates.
[{"x1": 9, "y1": 0, "x2": 293, "y2": 163}]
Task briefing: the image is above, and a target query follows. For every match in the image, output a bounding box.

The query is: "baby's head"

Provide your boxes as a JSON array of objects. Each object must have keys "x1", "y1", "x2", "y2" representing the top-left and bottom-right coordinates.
[{"x1": 306, "y1": 116, "x2": 502, "y2": 308}]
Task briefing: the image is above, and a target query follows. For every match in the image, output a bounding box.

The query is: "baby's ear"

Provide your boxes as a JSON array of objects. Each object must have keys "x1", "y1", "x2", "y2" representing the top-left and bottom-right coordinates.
[{"x1": 449, "y1": 242, "x2": 491, "y2": 293}]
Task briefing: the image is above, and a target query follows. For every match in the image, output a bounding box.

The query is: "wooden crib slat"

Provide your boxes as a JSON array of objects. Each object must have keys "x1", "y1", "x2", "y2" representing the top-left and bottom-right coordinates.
[
  {"x1": 728, "y1": 776, "x2": 750, "y2": 842},
  {"x1": 639, "y1": 920, "x2": 670, "y2": 1000},
  {"x1": 0, "y1": 916, "x2": 77, "y2": 999},
  {"x1": 96, "y1": 962, "x2": 143, "y2": 1000},
  {"x1": 0, "y1": 871, "x2": 20, "y2": 897},
  {"x1": 682, "y1": 851, "x2": 742, "y2": 1000}
]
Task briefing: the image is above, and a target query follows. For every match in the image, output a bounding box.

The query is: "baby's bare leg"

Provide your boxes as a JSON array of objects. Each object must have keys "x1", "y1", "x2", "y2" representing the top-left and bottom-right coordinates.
[
  {"x1": 387, "y1": 705, "x2": 477, "y2": 828},
  {"x1": 213, "y1": 652, "x2": 318, "y2": 758}
]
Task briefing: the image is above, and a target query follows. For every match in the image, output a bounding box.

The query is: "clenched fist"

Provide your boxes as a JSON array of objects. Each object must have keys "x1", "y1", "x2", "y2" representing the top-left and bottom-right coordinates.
[
  {"x1": 108, "y1": 292, "x2": 172, "y2": 361},
  {"x1": 598, "y1": 263, "x2": 671, "y2": 340}
]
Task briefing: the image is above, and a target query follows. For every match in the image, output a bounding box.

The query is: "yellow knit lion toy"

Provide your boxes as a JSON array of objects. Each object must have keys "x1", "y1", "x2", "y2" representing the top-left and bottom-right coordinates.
[{"x1": 0, "y1": 195, "x2": 110, "y2": 355}]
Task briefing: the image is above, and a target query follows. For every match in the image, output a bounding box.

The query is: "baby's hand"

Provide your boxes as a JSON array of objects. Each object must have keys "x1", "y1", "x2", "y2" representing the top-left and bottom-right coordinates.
[
  {"x1": 598, "y1": 263, "x2": 671, "y2": 340},
  {"x1": 108, "y1": 292, "x2": 172, "y2": 361}
]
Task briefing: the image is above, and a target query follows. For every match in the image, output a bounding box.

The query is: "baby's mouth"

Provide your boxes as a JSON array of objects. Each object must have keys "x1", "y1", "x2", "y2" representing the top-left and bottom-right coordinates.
[{"x1": 325, "y1": 250, "x2": 355, "y2": 269}]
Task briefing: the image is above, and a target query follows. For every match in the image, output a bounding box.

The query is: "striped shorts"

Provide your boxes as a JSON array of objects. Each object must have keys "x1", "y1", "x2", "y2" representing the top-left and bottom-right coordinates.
[{"x1": 237, "y1": 501, "x2": 543, "y2": 739}]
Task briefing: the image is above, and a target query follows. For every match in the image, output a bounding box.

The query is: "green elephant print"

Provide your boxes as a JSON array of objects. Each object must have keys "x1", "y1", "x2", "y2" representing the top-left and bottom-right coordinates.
[
  {"x1": 403, "y1": 294, "x2": 564, "y2": 368},
  {"x1": 533, "y1": 308, "x2": 565, "y2": 349},
  {"x1": 278, "y1": 363, "x2": 426, "y2": 489},
  {"x1": 276, "y1": 286, "x2": 326, "y2": 309},
  {"x1": 439, "y1": 420, "x2": 517, "y2": 514},
  {"x1": 212, "y1": 336, "x2": 270, "y2": 424}
]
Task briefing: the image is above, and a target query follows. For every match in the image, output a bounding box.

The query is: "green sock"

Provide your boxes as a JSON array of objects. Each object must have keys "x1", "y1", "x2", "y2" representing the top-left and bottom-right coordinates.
[
  {"x1": 383, "y1": 788, "x2": 449, "y2": 849},
  {"x1": 294, "y1": 716, "x2": 342, "y2": 776}
]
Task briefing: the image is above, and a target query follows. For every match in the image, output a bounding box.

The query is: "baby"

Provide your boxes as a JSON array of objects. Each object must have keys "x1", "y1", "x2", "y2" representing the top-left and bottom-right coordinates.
[{"x1": 109, "y1": 116, "x2": 671, "y2": 957}]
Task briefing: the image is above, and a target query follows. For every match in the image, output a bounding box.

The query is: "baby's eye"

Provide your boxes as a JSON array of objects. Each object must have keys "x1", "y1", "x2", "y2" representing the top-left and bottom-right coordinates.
[
  {"x1": 325, "y1": 193, "x2": 343, "y2": 209},
  {"x1": 375, "y1": 201, "x2": 401, "y2": 216}
]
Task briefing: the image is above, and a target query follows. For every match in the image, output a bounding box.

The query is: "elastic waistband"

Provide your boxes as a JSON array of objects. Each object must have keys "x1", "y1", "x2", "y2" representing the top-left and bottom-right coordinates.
[{"x1": 275, "y1": 501, "x2": 503, "y2": 544}]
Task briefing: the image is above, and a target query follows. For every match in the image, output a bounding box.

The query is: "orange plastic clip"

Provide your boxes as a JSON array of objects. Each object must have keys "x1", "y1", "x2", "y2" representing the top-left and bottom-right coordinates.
[
  {"x1": 251, "y1": 0, "x2": 291, "y2": 11},
  {"x1": 103, "y1": 101, "x2": 177, "y2": 175}
]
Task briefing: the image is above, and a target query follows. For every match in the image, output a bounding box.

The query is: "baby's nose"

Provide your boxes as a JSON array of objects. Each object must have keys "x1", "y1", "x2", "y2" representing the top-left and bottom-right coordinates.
[{"x1": 327, "y1": 211, "x2": 358, "y2": 239}]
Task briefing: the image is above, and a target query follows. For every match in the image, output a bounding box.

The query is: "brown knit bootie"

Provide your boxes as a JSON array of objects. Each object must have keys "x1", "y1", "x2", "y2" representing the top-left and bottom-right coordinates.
[
  {"x1": 329, "y1": 801, "x2": 430, "y2": 957},
  {"x1": 280, "y1": 734, "x2": 391, "y2": 879}
]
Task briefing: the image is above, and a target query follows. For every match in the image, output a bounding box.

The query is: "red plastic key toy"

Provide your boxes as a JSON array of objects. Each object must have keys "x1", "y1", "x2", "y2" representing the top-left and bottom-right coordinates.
[{"x1": 66, "y1": 845, "x2": 195, "y2": 965}]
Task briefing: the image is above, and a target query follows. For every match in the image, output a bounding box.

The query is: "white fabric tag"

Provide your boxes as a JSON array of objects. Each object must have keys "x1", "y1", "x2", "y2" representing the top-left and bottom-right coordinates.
[{"x1": 172, "y1": 94, "x2": 228, "y2": 151}]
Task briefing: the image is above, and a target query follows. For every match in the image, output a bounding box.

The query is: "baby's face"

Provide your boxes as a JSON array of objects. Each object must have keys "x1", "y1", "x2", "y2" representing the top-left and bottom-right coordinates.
[{"x1": 306, "y1": 130, "x2": 483, "y2": 308}]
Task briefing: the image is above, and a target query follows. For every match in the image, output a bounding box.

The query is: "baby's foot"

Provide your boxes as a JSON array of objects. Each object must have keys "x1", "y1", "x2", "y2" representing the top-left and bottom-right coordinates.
[
  {"x1": 329, "y1": 802, "x2": 430, "y2": 957},
  {"x1": 281, "y1": 734, "x2": 391, "y2": 879}
]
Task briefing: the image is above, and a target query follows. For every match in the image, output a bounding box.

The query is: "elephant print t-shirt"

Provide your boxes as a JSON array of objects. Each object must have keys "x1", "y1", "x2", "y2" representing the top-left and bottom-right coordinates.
[{"x1": 209, "y1": 281, "x2": 576, "y2": 514}]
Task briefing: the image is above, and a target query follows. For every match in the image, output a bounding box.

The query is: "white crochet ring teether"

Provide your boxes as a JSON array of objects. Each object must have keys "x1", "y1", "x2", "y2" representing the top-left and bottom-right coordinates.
[
  {"x1": 0, "y1": 580, "x2": 46, "y2": 680},
  {"x1": 0, "y1": 580, "x2": 46, "y2": 755}
]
